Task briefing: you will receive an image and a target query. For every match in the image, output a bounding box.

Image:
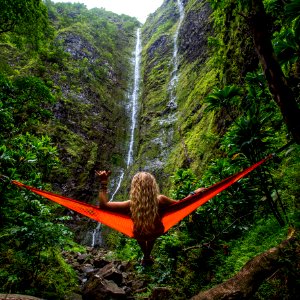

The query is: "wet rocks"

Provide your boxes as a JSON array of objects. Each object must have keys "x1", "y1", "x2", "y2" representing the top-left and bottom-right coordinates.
[
  {"x1": 62, "y1": 247, "x2": 149, "y2": 299},
  {"x1": 58, "y1": 32, "x2": 99, "y2": 62},
  {"x1": 82, "y1": 277, "x2": 126, "y2": 300},
  {"x1": 179, "y1": 1, "x2": 213, "y2": 63}
]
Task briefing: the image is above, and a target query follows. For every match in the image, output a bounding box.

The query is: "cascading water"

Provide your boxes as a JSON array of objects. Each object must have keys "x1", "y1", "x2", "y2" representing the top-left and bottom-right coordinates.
[
  {"x1": 168, "y1": 0, "x2": 185, "y2": 109},
  {"x1": 91, "y1": 222, "x2": 102, "y2": 247},
  {"x1": 146, "y1": 0, "x2": 185, "y2": 171},
  {"x1": 91, "y1": 28, "x2": 141, "y2": 247},
  {"x1": 127, "y1": 28, "x2": 141, "y2": 167},
  {"x1": 110, "y1": 27, "x2": 141, "y2": 200}
]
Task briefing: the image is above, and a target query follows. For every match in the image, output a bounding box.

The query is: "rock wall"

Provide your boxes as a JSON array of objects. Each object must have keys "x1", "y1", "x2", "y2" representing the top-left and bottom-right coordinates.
[
  {"x1": 134, "y1": 0, "x2": 216, "y2": 191},
  {"x1": 42, "y1": 3, "x2": 140, "y2": 201}
]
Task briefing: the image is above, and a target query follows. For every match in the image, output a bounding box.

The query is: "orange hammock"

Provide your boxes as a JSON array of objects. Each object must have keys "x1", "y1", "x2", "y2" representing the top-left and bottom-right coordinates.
[{"x1": 11, "y1": 155, "x2": 272, "y2": 238}]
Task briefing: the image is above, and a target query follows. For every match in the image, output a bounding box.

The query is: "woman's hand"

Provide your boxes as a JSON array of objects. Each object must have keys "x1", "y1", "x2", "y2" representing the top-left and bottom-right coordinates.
[
  {"x1": 189, "y1": 187, "x2": 207, "y2": 195},
  {"x1": 95, "y1": 170, "x2": 111, "y2": 183},
  {"x1": 194, "y1": 187, "x2": 207, "y2": 193}
]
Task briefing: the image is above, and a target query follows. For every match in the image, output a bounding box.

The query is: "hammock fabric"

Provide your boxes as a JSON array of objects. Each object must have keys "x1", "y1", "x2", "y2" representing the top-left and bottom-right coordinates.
[{"x1": 11, "y1": 154, "x2": 272, "y2": 238}]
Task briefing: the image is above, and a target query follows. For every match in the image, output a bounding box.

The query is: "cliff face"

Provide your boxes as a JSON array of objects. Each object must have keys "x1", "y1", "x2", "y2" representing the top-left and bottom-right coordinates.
[
  {"x1": 37, "y1": 3, "x2": 140, "y2": 200},
  {"x1": 0, "y1": 2, "x2": 141, "y2": 201},
  {"x1": 134, "y1": 0, "x2": 215, "y2": 189},
  {"x1": 47, "y1": 9, "x2": 138, "y2": 200},
  {"x1": 0, "y1": 0, "x2": 257, "y2": 197},
  {"x1": 42, "y1": 0, "x2": 219, "y2": 201}
]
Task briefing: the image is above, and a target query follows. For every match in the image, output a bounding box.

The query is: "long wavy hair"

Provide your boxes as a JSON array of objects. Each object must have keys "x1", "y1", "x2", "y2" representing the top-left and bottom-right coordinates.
[{"x1": 130, "y1": 172, "x2": 160, "y2": 235}]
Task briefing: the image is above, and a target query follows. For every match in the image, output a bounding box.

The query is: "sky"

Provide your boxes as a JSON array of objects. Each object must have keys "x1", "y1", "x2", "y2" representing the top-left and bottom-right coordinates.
[{"x1": 51, "y1": 0, "x2": 164, "y2": 23}]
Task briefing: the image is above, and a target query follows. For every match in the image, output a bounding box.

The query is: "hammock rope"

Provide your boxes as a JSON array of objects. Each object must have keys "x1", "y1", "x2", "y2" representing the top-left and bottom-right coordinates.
[{"x1": 10, "y1": 154, "x2": 273, "y2": 238}]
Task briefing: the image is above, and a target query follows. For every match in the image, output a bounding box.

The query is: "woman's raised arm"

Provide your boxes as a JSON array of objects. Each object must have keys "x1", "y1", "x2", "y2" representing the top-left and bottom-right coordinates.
[{"x1": 96, "y1": 170, "x2": 130, "y2": 213}]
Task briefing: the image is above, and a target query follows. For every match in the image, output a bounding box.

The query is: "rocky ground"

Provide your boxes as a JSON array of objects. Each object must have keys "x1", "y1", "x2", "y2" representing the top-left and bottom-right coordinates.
[{"x1": 62, "y1": 247, "x2": 173, "y2": 300}]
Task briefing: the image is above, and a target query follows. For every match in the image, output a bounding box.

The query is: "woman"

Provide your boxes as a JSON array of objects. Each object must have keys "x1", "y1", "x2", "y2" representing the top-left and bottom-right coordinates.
[{"x1": 96, "y1": 170, "x2": 204, "y2": 266}]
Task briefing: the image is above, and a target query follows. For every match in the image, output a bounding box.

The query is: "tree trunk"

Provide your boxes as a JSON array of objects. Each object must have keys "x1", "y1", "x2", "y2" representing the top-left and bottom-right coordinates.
[
  {"x1": 250, "y1": 0, "x2": 300, "y2": 144},
  {"x1": 191, "y1": 230, "x2": 297, "y2": 300}
]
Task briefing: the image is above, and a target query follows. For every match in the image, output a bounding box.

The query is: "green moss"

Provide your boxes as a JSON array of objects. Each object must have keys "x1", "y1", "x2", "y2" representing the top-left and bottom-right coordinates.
[
  {"x1": 161, "y1": 55, "x2": 221, "y2": 180},
  {"x1": 212, "y1": 217, "x2": 290, "y2": 285},
  {"x1": 36, "y1": 250, "x2": 78, "y2": 299}
]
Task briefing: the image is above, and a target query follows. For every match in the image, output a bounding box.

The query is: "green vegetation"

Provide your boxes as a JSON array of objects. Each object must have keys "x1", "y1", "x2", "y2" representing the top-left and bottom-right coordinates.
[
  {"x1": 0, "y1": 0, "x2": 140, "y2": 198},
  {"x1": 0, "y1": 0, "x2": 51, "y2": 50},
  {"x1": 0, "y1": 0, "x2": 139, "y2": 297},
  {"x1": 111, "y1": 0, "x2": 299, "y2": 298},
  {"x1": 0, "y1": 0, "x2": 299, "y2": 298},
  {"x1": 0, "y1": 73, "x2": 77, "y2": 298}
]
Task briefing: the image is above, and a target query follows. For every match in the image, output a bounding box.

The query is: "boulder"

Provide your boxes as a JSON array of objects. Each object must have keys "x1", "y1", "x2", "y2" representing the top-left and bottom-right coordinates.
[
  {"x1": 82, "y1": 276, "x2": 126, "y2": 300},
  {"x1": 93, "y1": 257, "x2": 110, "y2": 268},
  {"x1": 80, "y1": 263, "x2": 95, "y2": 275},
  {"x1": 97, "y1": 262, "x2": 123, "y2": 285},
  {"x1": 77, "y1": 253, "x2": 90, "y2": 263}
]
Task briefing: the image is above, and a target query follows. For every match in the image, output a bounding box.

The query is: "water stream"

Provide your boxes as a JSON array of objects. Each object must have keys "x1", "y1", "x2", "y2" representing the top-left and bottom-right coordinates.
[
  {"x1": 146, "y1": 0, "x2": 185, "y2": 171},
  {"x1": 91, "y1": 1, "x2": 184, "y2": 244},
  {"x1": 91, "y1": 28, "x2": 141, "y2": 247},
  {"x1": 168, "y1": 0, "x2": 185, "y2": 109},
  {"x1": 110, "y1": 27, "x2": 141, "y2": 201}
]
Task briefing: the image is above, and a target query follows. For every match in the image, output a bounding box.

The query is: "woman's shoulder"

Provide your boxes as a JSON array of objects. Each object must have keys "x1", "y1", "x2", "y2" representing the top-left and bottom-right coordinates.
[{"x1": 158, "y1": 194, "x2": 177, "y2": 206}]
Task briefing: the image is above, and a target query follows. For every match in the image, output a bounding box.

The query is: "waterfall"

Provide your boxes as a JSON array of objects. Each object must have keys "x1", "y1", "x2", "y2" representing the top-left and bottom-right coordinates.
[
  {"x1": 110, "y1": 28, "x2": 141, "y2": 200},
  {"x1": 168, "y1": 0, "x2": 185, "y2": 109},
  {"x1": 91, "y1": 29, "x2": 141, "y2": 247},
  {"x1": 145, "y1": 0, "x2": 185, "y2": 172},
  {"x1": 127, "y1": 28, "x2": 141, "y2": 167},
  {"x1": 91, "y1": 222, "x2": 102, "y2": 247}
]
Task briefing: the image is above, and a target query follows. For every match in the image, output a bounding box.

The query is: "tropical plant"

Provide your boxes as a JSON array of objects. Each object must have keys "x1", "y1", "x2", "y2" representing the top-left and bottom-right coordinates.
[
  {"x1": 0, "y1": 75, "x2": 55, "y2": 137},
  {"x1": 170, "y1": 168, "x2": 198, "y2": 199},
  {"x1": 0, "y1": 0, "x2": 52, "y2": 49},
  {"x1": 273, "y1": 28, "x2": 299, "y2": 71},
  {"x1": 284, "y1": 0, "x2": 300, "y2": 32},
  {"x1": 204, "y1": 85, "x2": 243, "y2": 122},
  {"x1": 272, "y1": 0, "x2": 300, "y2": 73},
  {"x1": 0, "y1": 73, "x2": 77, "y2": 297}
]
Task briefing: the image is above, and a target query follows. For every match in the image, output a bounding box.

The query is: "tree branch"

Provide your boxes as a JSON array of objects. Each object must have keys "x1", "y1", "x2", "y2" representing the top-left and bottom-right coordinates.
[{"x1": 191, "y1": 229, "x2": 297, "y2": 300}]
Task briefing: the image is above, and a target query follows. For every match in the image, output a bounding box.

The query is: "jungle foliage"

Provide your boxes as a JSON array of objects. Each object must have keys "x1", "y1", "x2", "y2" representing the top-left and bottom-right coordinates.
[
  {"x1": 0, "y1": 73, "x2": 77, "y2": 298},
  {"x1": 111, "y1": 0, "x2": 299, "y2": 299},
  {"x1": 0, "y1": 0, "x2": 299, "y2": 299},
  {"x1": 0, "y1": 0, "x2": 139, "y2": 298}
]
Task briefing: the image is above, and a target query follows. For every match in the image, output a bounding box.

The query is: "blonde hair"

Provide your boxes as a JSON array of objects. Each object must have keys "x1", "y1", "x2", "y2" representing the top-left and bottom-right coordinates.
[{"x1": 130, "y1": 172, "x2": 159, "y2": 235}]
